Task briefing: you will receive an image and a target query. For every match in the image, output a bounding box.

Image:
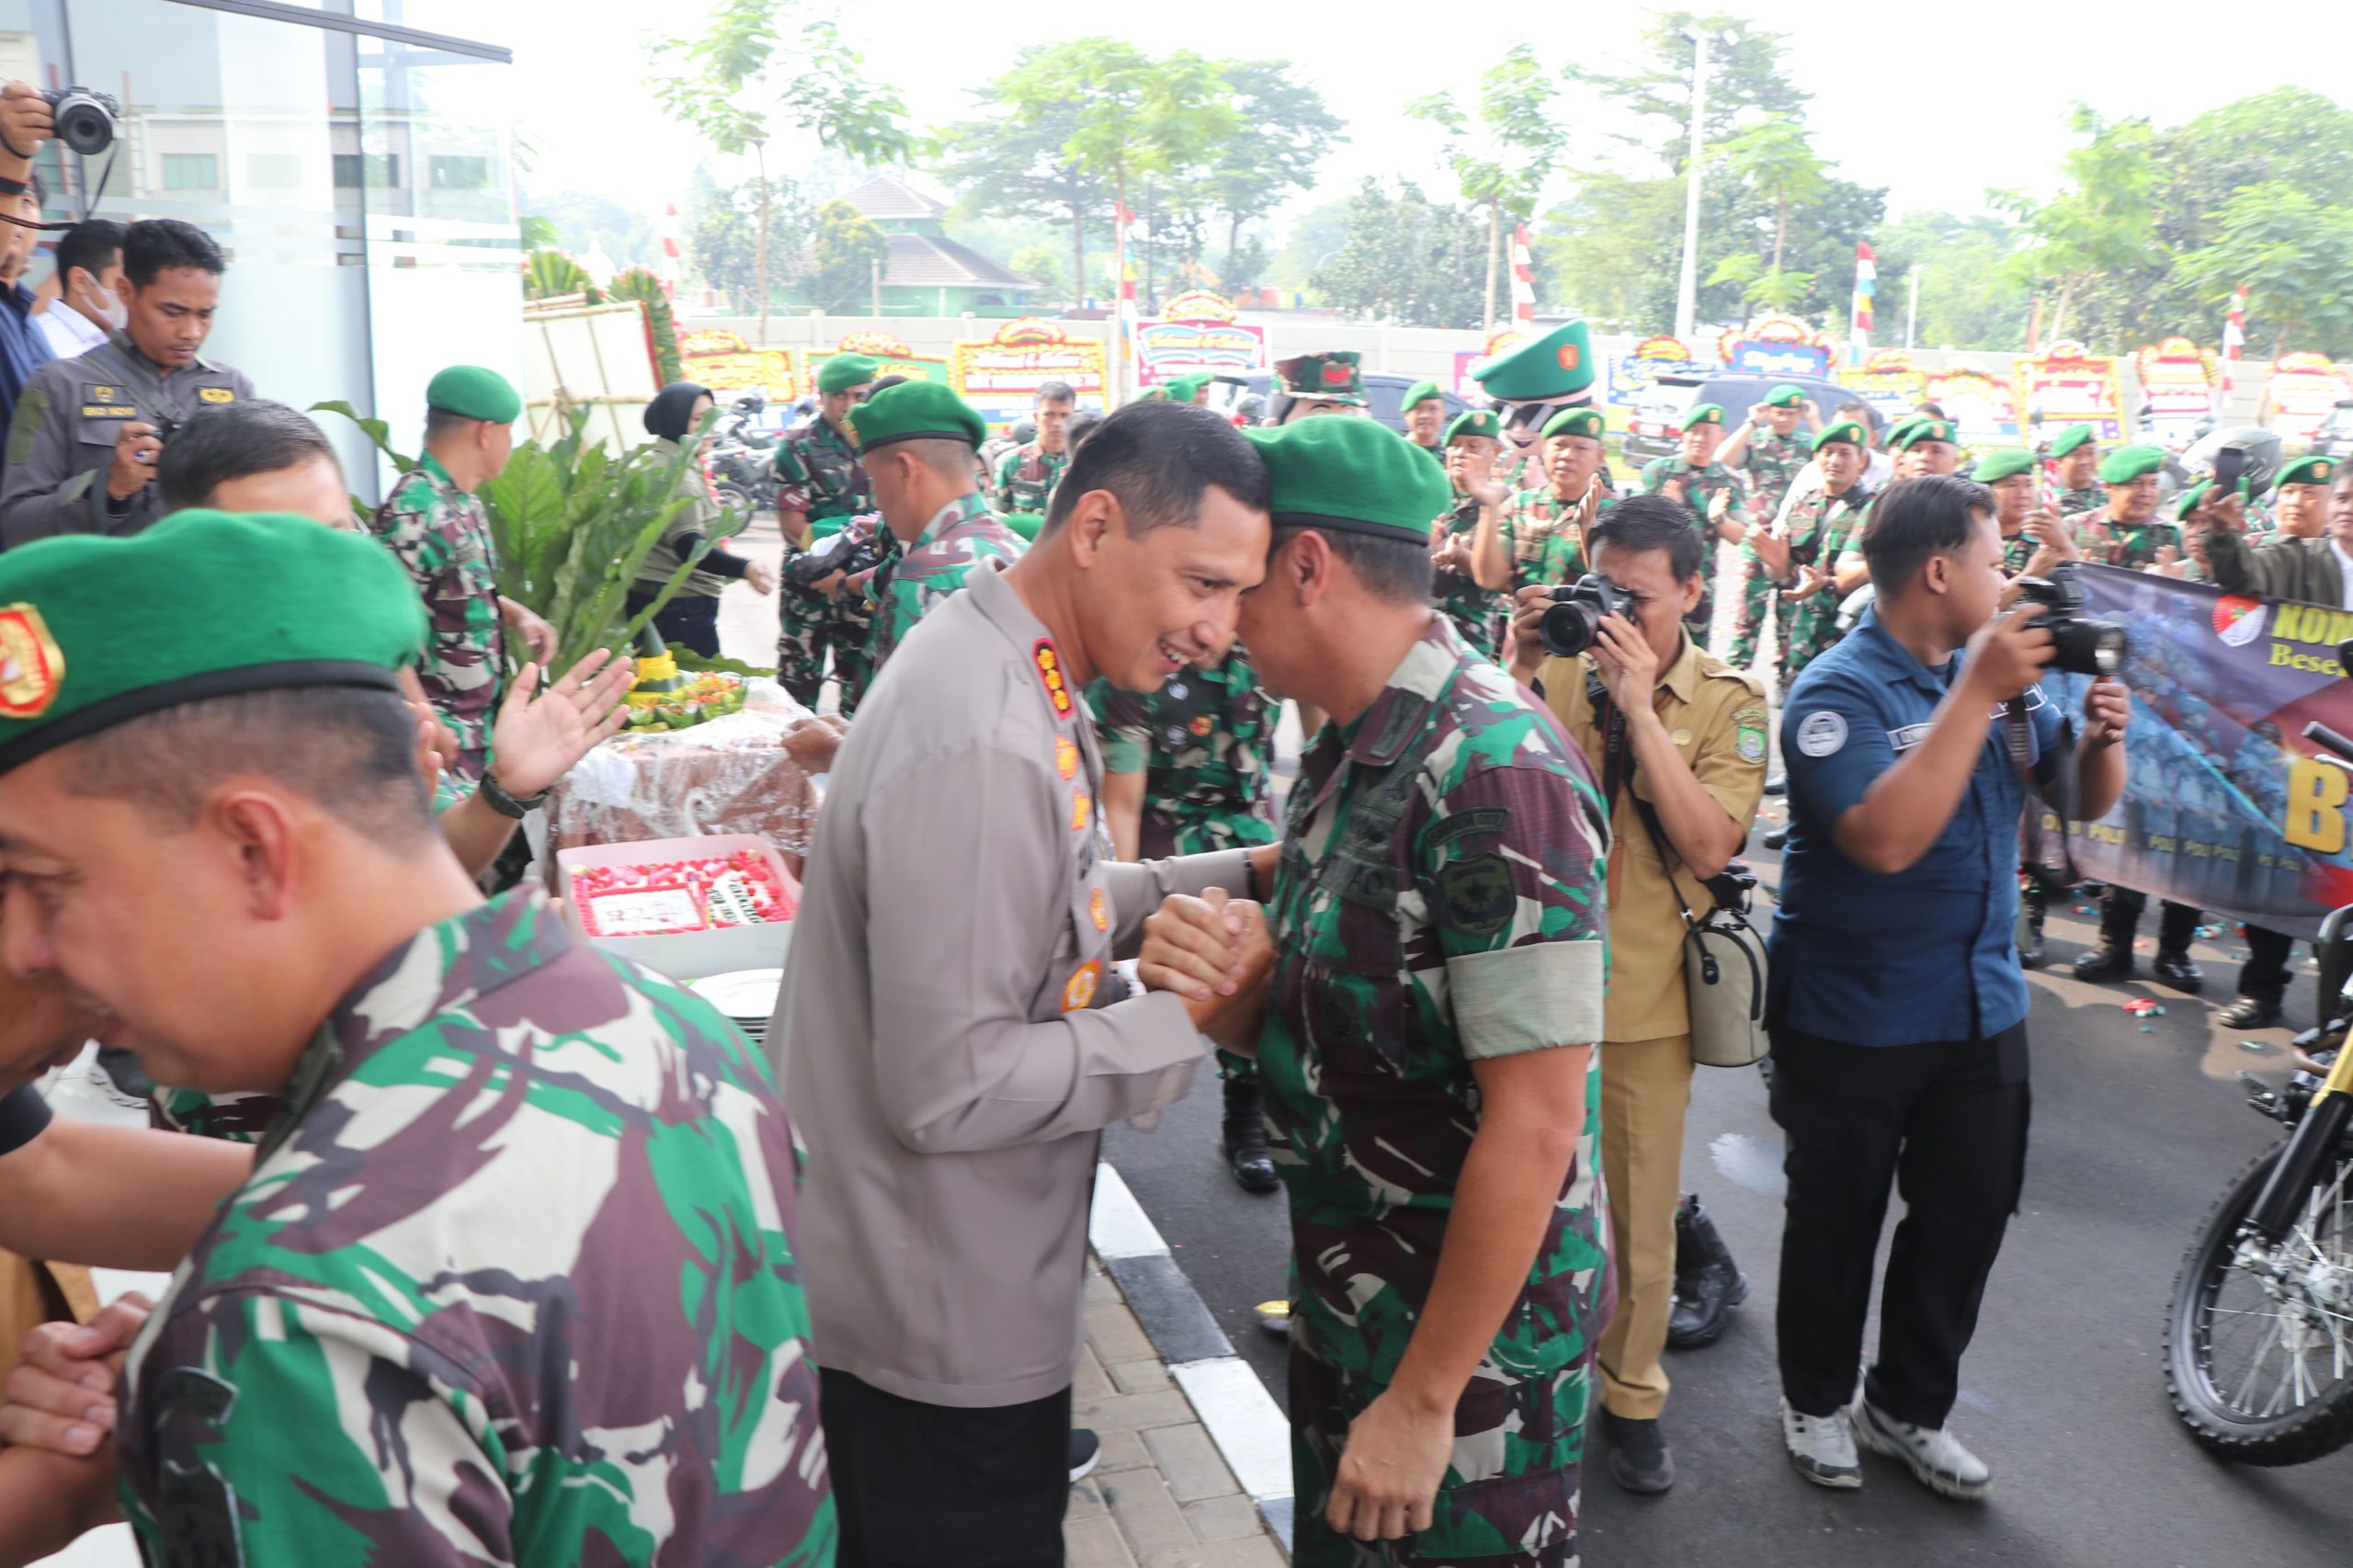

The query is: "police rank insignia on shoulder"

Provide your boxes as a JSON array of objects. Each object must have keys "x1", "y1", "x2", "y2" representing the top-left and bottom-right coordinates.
[
  {"x1": 1438, "y1": 853, "x2": 1515, "y2": 937},
  {"x1": 1033, "y1": 638, "x2": 1074, "y2": 718},
  {"x1": 0, "y1": 603, "x2": 64, "y2": 718},
  {"x1": 79, "y1": 383, "x2": 136, "y2": 419}
]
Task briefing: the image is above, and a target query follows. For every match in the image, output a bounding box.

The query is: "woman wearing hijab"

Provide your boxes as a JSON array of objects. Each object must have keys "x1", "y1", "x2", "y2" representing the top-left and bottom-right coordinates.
[{"x1": 626, "y1": 381, "x2": 777, "y2": 655}]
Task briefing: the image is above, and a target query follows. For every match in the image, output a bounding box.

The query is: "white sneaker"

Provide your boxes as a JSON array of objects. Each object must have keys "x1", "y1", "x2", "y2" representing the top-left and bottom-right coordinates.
[
  {"x1": 1780, "y1": 1398, "x2": 1861, "y2": 1489},
  {"x1": 1853, "y1": 1399, "x2": 1992, "y2": 1501}
]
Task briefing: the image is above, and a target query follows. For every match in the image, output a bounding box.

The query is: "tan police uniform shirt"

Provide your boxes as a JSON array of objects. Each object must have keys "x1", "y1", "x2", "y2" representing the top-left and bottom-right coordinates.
[
  {"x1": 1540, "y1": 635, "x2": 1768, "y2": 1043},
  {"x1": 773, "y1": 562, "x2": 1252, "y2": 1408}
]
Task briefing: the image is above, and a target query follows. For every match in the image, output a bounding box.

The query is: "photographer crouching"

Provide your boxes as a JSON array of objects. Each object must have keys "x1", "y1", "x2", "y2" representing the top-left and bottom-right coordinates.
[
  {"x1": 1767, "y1": 473, "x2": 2127, "y2": 1500},
  {"x1": 1508, "y1": 495, "x2": 1770, "y2": 1495}
]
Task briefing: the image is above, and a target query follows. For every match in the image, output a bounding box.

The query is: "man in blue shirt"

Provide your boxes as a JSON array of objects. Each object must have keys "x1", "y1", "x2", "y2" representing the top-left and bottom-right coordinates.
[
  {"x1": 1768, "y1": 473, "x2": 2129, "y2": 1502},
  {"x1": 0, "y1": 168, "x2": 53, "y2": 434}
]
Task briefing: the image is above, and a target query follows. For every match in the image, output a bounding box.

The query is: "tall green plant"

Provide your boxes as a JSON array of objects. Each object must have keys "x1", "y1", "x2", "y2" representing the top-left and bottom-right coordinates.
[
  {"x1": 526, "y1": 248, "x2": 602, "y2": 303},
  {"x1": 608, "y1": 267, "x2": 685, "y2": 383}
]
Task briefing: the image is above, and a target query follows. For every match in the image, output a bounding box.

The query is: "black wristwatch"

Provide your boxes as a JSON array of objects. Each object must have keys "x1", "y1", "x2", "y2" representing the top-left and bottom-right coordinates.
[{"x1": 477, "y1": 768, "x2": 550, "y2": 820}]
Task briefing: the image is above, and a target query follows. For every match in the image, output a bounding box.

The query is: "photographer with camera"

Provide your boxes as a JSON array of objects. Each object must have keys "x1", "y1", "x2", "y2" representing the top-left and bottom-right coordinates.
[
  {"x1": 1507, "y1": 494, "x2": 1769, "y2": 1496},
  {"x1": 1767, "y1": 473, "x2": 2128, "y2": 1501},
  {"x1": 1, "y1": 218, "x2": 252, "y2": 547}
]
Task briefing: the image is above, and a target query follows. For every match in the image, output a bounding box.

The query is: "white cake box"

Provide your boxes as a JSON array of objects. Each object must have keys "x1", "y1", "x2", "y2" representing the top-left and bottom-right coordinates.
[{"x1": 556, "y1": 834, "x2": 798, "y2": 983}]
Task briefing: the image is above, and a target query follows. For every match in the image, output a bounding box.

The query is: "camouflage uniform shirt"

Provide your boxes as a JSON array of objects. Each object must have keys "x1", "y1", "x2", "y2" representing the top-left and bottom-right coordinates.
[
  {"x1": 866, "y1": 491, "x2": 1029, "y2": 676},
  {"x1": 1260, "y1": 616, "x2": 1611, "y2": 1568},
  {"x1": 776, "y1": 415, "x2": 870, "y2": 529},
  {"x1": 1432, "y1": 495, "x2": 1508, "y2": 659},
  {"x1": 116, "y1": 892, "x2": 832, "y2": 1566},
  {"x1": 1733, "y1": 430, "x2": 1813, "y2": 521},
  {"x1": 369, "y1": 454, "x2": 505, "y2": 780},
  {"x1": 1502, "y1": 487, "x2": 1613, "y2": 590},
  {"x1": 988, "y1": 440, "x2": 1070, "y2": 516},
  {"x1": 1088, "y1": 645, "x2": 1275, "y2": 858},
  {"x1": 1779, "y1": 484, "x2": 1873, "y2": 677},
  {"x1": 1639, "y1": 458, "x2": 1751, "y2": 636}
]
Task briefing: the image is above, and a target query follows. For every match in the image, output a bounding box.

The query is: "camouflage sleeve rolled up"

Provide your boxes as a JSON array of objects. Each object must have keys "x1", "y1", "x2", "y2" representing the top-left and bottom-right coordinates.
[{"x1": 868, "y1": 504, "x2": 1029, "y2": 674}]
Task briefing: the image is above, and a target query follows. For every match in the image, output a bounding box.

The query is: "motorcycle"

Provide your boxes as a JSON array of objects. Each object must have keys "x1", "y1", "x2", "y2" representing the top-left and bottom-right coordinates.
[
  {"x1": 2164, "y1": 709, "x2": 2353, "y2": 1465},
  {"x1": 706, "y1": 394, "x2": 783, "y2": 517}
]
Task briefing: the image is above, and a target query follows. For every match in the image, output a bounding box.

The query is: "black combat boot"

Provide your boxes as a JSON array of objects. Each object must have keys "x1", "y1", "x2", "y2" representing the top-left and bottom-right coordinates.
[
  {"x1": 2152, "y1": 949, "x2": 2205, "y2": 994},
  {"x1": 1665, "y1": 1194, "x2": 1749, "y2": 1349},
  {"x1": 1221, "y1": 1074, "x2": 1278, "y2": 1193}
]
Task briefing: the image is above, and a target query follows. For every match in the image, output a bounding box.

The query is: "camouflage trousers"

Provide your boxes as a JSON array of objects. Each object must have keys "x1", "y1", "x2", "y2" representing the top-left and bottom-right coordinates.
[
  {"x1": 1289, "y1": 1344, "x2": 1588, "y2": 1568},
  {"x1": 776, "y1": 574, "x2": 875, "y2": 715},
  {"x1": 1726, "y1": 545, "x2": 1796, "y2": 674}
]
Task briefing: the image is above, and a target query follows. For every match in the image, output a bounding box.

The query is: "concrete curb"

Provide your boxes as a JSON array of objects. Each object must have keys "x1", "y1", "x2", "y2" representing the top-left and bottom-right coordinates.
[{"x1": 1092, "y1": 1162, "x2": 1295, "y2": 1551}]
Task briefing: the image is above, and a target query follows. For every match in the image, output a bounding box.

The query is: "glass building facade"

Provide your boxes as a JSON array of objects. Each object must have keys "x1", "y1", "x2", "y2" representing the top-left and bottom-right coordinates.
[{"x1": 0, "y1": 0, "x2": 517, "y2": 498}]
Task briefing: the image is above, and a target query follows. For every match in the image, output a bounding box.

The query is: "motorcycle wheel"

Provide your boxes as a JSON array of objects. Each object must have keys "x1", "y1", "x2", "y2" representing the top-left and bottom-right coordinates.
[
  {"x1": 2165, "y1": 1139, "x2": 2353, "y2": 1464},
  {"x1": 714, "y1": 482, "x2": 756, "y2": 517}
]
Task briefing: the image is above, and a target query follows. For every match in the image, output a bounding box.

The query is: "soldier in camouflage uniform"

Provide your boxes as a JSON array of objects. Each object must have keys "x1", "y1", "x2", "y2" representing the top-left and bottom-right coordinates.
[
  {"x1": 776, "y1": 351, "x2": 878, "y2": 710},
  {"x1": 0, "y1": 510, "x2": 830, "y2": 1566},
  {"x1": 855, "y1": 381, "x2": 1030, "y2": 678},
  {"x1": 1431, "y1": 410, "x2": 1514, "y2": 658},
  {"x1": 1972, "y1": 448, "x2": 2073, "y2": 581},
  {"x1": 365, "y1": 366, "x2": 542, "y2": 782},
  {"x1": 2045, "y1": 425, "x2": 2104, "y2": 517},
  {"x1": 989, "y1": 378, "x2": 1077, "y2": 515},
  {"x1": 1501, "y1": 406, "x2": 1617, "y2": 594},
  {"x1": 1145, "y1": 416, "x2": 1610, "y2": 1568},
  {"x1": 1757, "y1": 421, "x2": 1875, "y2": 683},
  {"x1": 2072, "y1": 444, "x2": 2179, "y2": 569},
  {"x1": 1722, "y1": 385, "x2": 1821, "y2": 670},
  {"x1": 1639, "y1": 403, "x2": 1751, "y2": 648}
]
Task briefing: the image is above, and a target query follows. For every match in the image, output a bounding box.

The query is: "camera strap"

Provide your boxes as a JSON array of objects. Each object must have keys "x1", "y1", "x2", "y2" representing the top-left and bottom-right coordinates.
[
  {"x1": 1590, "y1": 669, "x2": 1631, "y2": 820},
  {"x1": 77, "y1": 339, "x2": 193, "y2": 432}
]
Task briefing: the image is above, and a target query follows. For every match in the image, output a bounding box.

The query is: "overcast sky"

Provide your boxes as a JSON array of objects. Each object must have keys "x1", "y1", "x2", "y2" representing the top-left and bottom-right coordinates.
[{"x1": 505, "y1": 1, "x2": 2351, "y2": 231}]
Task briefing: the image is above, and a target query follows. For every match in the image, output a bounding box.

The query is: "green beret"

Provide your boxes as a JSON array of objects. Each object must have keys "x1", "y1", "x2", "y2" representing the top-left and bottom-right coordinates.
[
  {"x1": 1970, "y1": 449, "x2": 2038, "y2": 483},
  {"x1": 817, "y1": 353, "x2": 881, "y2": 394},
  {"x1": 1274, "y1": 351, "x2": 1366, "y2": 406},
  {"x1": 2098, "y1": 444, "x2": 2166, "y2": 484},
  {"x1": 1813, "y1": 421, "x2": 1867, "y2": 453},
  {"x1": 1003, "y1": 511, "x2": 1045, "y2": 541},
  {"x1": 425, "y1": 365, "x2": 520, "y2": 424},
  {"x1": 0, "y1": 511, "x2": 426, "y2": 775},
  {"x1": 847, "y1": 380, "x2": 986, "y2": 453},
  {"x1": 2277, "y1": 454, "x2": 2338, "y2": 490},
  {"x1": 1444, "y1": 410, "x2": 1501, "y2": 445},
  {"x1": 1247, "y1": 416, "x2": 1449, "y2": 546},
  {"x1": 1401, "y1": 380, "x2": 1442, "y2": 411},
  {"x1": 1127, "y1": 386, "x2": 1166, "y2": 403},
  {"x1": 1680, "y1": 403, "x2": 1725, "y2": 430},
  {"x1": 1761, "y1": 384, "x2": 1806, "y2": 410},
  {"x1": 1165, "y1": 373, "x2": 1211, "y2": 403},
  {"x1": 1883, "y1": 416, "x2": 1920, "y2": 449},
  {"x1": 1541, "y1": 407, "x2": 1606, "y2": 441},
  {"x1": 2047, "y1": 425, "x2": 2095, "y2": 459},
  {"x1": 2175, "y1": 476, "x2": 2252, "y2": 521},
  {"x1": 1896, "y1": 419, "x2": 1956, "y2": 450},
  {"x1": 1472, "y1": 320, "x2": 1596, "y2": 402}
]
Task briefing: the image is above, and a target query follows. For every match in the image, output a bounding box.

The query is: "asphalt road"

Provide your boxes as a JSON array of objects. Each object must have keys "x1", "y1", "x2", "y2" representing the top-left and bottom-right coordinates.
[{"x1": 1105, "y1": 831, "x2": 2353, "y2": 1568}]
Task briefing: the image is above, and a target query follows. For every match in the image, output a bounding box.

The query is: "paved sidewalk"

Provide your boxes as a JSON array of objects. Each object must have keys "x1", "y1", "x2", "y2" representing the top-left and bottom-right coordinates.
[{"x1": 1071, "y1": 1259, "x2": 1290, "y2": 1568}]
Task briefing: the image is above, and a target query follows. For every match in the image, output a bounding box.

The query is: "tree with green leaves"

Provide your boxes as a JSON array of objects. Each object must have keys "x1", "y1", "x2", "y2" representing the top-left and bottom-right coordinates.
[
  {"x1": 646, "y1": 0, "x2": 913, "y2": 337},
  {"x1": 2175, "y1": 182, "x2": 2353, "y2": 355},
  {"x1": 1705, "y1": 253, "x2": 1814, "y2": 313},
  {"x1": 1188, "y1": 61, "x2": 1344, "y2": 284},
  {"x1": 1566, "y1": 12, "x2": 1808, "y2": 160},
  {"x1": 1993, "y1": 105, "x2": 2161, "y2": 347},
  {"x1": 802, "y1": 199, "x2": 890, "y2": 312},
  {"x1": 1870, "y1": 211, "x2": 2034, "y2": 351},
  {"x1": 685, "y1": 167, "x2": 813, "y2": 314},
  {"x1": 1713, "y1": 115, "x2": 1825, "y2": 275},
  {"x1": 1309, "y1": 179, "x2": 1487, "y2": 328},
  {"x1": 1407, "y1": 41, "x2": 1570, "y2": 335}
]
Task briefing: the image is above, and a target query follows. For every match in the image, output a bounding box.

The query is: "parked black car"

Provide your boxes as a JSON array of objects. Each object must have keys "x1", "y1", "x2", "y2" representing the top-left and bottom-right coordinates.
[{"x1": 1625, "y1": 372, "x2": 1886, "y2": 466}]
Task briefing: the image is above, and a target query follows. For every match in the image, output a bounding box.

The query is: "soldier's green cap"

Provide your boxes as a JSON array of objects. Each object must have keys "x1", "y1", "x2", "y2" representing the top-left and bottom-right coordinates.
[
  {"x1": 1444, "y1": 410, "x2": 1502, "y2": 445},
  {"x1": 1883, "y1": 416, "x2": 1921, "y2": 449},
  {"x1": 2176, "y1": 476, "x2": 2251, "y2": 521},
  {"x1": 845, "y1": 380, "x2": 986, "y2": 453},
  {"x1": 1128, "y1": 386, "x2": 1167, "y2": 403},
  {"x1": 1680, "y1": 403, "x2": 1726, "y2": 430},
  {"x1": 817, "y1": 353, "x2": 881, "y2": 394},
  {"x1": 1246, "y1": 415, "x2": 1449, "y2": 545},
  {"x1": 1274, "y1": 351, "x2": 1366, "y2": 406},
  {"x1": 1761, "y1": 384, "x2": 1807, "y2": 409},
  {"x1": 2047, "y1": 425, "x2": 2096, "y2": 459},
  {"x1": 1004, "y1": 511, "x2": 1045, "y2": 541},
  {"x1": 2098, "y1": 444, "x2": 2166, "y2": 483},
  {"x1": 1165, "y1": 373, "x2": 1211, "y2": 403},
  {"x1": 1896, "y1": 418, "x2": 1956, "y2": 449},
  {"x1": 1541, "y1": 407, "x2": 1606, "y2": 441},
  {"x1": 0, "y1": 510, "x2": 426, "y2": 776},
  {"x1": 2277, "y1": 454, "x2": 2337, "y2": 489},
  {"x1": 1813, "y1": 420, "x2": 1867, "y2": 452},
  {"x1": 1970, "y1": 448, "x2": 2038, "y2": 483},
  {"x1": 425, "y1": 365, "x2": 520, "y2": 424},
  {"x1": 1401, "y1": 380, "x2": 1442, "y2": 410},
  {"x1": 1472, "y1": 319, "x2": 1596, "y2": 402}
]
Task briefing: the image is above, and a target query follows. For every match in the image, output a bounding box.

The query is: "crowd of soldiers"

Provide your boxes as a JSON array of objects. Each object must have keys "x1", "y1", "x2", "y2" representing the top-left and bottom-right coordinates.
[{"x1": 0, "y1": 79, "x2": 2316, "y2": 1566}]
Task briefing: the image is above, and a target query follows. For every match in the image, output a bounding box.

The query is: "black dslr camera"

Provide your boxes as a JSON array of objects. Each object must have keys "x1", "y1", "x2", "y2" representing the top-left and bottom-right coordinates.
[
  {"x1": 41, "y1": 87, "x2": 120, "y2": 157},
  {"x1": 782, "y1": 524, "x2": 887, "y2": 590},
  {"x1": 1538, "y1": 573, "x2": 1631, "y2": 657},
  {"x1": 2014, "y1": 563, "x2": 2124, "y2": 676}
]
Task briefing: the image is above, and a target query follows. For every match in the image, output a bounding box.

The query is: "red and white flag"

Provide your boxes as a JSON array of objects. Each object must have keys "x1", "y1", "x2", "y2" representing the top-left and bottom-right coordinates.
[
  {"x1": 1510, "y1": 225, "x2": 1536, "y2": 326},
  {"x1": 2221, "y1": 285, "x2": 2247, "y2": 405},
  {"x1": 659, "y1": 203, "x2": 681, "y2": 298}
]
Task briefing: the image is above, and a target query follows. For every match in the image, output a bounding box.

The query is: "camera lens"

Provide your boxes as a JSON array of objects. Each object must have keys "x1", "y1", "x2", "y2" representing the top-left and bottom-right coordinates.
[
  {"x1": 51, "y1": 94, "x2": 114, "y2": 157},
  {"x1": 1539, "y1": 597, "x2": 1602, "y2": 658}
]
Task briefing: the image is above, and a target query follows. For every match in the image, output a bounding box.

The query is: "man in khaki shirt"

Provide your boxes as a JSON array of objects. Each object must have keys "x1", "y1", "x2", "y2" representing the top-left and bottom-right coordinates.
[
  {"x1": 1510, "y1": 494, "x2": 1768, "y2": 1495},
  {"x1": 773, "y1": 400, "x2": 1277, "y2": 1568}
]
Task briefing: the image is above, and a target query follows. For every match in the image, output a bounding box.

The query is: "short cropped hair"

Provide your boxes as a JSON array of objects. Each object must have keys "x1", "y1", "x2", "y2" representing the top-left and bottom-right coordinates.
[
  {"x1": 158, "y1": 400, "x2": 342, "y2": 513},
  {"x1": 1860, "y1": 473, "x2": 1995, "y2": 592},
  {"x1": 61, "y1": 687, "x2": 436, "y2": 842},
  {"x1": 53, "y1": 218, "x2": 124, "y2": 288},
  {"x1": 1040, "y1": 400, "x2": 1268, "y2": 537},
  {"x1": 1275, "y1": 526, "x2": 1430, "y2": 606},
  {"x1": 1590, "y1": 493, "x2": 1705, "y2": 583},
  {"x1": 121, "y1": 218, "x2": 225, "y2": 287},
  {"x1": 1035, "y1": 381, "x2": 1076, "y2": 405}
]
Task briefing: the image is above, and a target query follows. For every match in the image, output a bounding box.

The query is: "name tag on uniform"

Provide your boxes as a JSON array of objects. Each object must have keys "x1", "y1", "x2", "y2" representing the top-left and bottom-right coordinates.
[
  {"x1": 1889, "y1": 722, "x2": 1931, "y2": 752},
  {"x1": 79, "y1": 383, "x2": 134, "y2": 419}
]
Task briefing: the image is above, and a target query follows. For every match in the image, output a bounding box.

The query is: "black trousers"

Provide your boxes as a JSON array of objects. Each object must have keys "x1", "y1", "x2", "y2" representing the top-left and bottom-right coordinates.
[
  {"x1": 2099, "y1": 888, "x2": 2200, "y2": 954},
  {"x1": 1770, "y1": 1023, "x2": 2031, "y2": 1427},
  {"x1": 623, "y1": 585, "x2": 722, "y2": 657},
  {"x1": 2239, "y1": 924, "x2": 2298, "y2": 1006},
  {"x1": 820, "y1": 1369, "x2": 1070, "y2": 1568}
]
